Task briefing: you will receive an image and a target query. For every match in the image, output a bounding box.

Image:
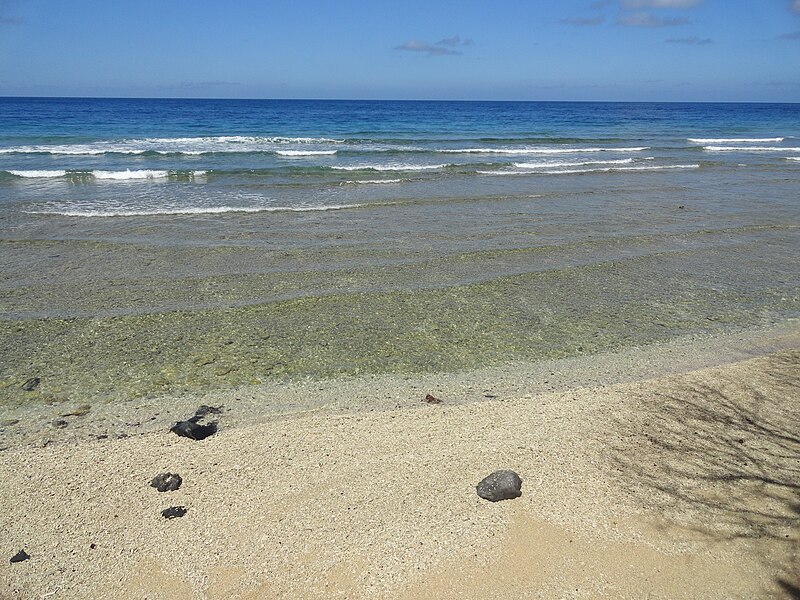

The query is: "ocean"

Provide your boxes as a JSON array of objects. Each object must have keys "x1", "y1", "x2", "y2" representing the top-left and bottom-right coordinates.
[{"x1": 0, "y1": 98, "x2": 798, "y2": 404}]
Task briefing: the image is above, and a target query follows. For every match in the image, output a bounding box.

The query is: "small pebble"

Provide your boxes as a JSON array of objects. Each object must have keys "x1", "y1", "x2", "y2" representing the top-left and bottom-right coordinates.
[
  {"x1": 10, "y1": 549, "x2": 30, "y2": 564},
  {"x1": 162, "y1": 506, "x2": 187, "y2": 519},
  {"x1": 51, "y1": 419, "x2": 68, "y2": 429},
  {"x1": 423, "y1": 394, "x2": 442, "y2": 404},
  {"x1": 150, "y1": 473, "x2": 183, "y2": 492},
  {"x1": 0, "y1": 419, "x2": 20, "y2": 427},
  {"x1": 21, "y1": 377, "x2": 40, "y2": 392}
]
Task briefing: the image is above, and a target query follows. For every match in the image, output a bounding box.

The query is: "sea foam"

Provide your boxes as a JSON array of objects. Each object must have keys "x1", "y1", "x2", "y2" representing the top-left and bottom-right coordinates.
[
  {"x1": 332, "y1": 164, "x2": 449, "y2": 171},
  {"x1": 6, "y1": 170, "x2": 67, "y2": 178},
  {"x1": 689, "y1": 137, "x2": 784, "y2": 144},
  {"x1": 540, "y1": 164, "x2": 700, "y2": 175},
  {"x1": 90, "y1": 170, "x2": 206, "y2": 180},
  {"x1": 439, "y1": 147, "x2": 648, "y2": 155},
  {"x1": 276, "y1": 150, "x2": 338, "y2": 156},
  {"x1": 26, "y1": 204, "x2": 367, "y2": 217},
  {"x1": 703, "y1": 146, "x2": 800, "y2": 152},
  {"x1": 0, "y1": 136, "x2": 347, "y2": 156},
  {"x1": 512, "y1": 158, "x2": 638, "y2": 169}
]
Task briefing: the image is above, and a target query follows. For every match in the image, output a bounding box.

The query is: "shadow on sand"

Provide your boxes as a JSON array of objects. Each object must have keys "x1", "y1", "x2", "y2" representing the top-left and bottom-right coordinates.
[{"x1": 608, "y1": 350, "x2": 799, "y2": 597}]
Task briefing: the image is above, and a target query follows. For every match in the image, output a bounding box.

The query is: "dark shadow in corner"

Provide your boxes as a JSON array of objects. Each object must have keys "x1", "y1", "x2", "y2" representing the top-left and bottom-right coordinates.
[
  {"x1": 607, "y1": 350, "x2": 800, "y2": 598},
  {"x1": 777, "y1": 580, "x2": 800, "y2": 600}
]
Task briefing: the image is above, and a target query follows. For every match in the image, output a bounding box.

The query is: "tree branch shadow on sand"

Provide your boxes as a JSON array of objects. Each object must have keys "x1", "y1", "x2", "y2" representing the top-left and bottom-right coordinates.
[{"x1": 607, "y1": 350, "x2": 800, "y2": 597}]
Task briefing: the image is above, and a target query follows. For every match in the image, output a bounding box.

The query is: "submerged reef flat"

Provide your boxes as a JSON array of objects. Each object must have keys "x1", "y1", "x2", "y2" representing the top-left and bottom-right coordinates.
[{"x1": 1, "y1": 235, "x2": 797, "y2": 407}]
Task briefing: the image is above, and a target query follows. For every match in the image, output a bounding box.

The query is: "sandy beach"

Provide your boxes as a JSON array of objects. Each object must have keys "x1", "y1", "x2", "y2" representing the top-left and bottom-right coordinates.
[{"x1": 1, "y1": 324, "x2": 798, "y2": 599}]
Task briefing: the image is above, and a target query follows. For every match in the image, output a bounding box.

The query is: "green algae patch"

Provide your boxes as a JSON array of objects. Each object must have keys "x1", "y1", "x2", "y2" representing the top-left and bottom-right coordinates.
[{"x1": 1, "y1": 254, "x2": 796, "y2": 407}]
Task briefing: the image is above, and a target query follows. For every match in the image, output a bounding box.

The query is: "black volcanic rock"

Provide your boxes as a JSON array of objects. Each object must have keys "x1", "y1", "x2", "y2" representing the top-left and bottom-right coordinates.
[
  {"x1": 150, "y1": 473, "x2": 183, "y2": 492},
  {"x1": 476, "y1": 470, "x2": 523, "y2": 502},
  {"x1": 170, "y1": 420, "x2": 217, "y2": 440},
  {"x1": 161, "y1": 506, "x2": 187, "y2": 519}
]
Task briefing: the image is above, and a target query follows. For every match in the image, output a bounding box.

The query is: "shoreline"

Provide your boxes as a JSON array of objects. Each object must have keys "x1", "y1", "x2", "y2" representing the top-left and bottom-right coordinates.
[
  {"x1": 1, "y1": 323, "x2": 798, "y2": 598},
  {"x1": 1, "y1": 319, "x2": 798, "y2": 451}
]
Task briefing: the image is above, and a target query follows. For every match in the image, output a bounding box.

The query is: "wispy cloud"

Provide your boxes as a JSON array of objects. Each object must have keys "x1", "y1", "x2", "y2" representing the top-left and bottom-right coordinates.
[
  {"x1": 619, "y1": 11, "x2": 689, "y2": 27},
  {"x1": 560, "y1": 15, "x2": 605, "y2": 26},
  {"x1": 622, "y1": 0, "x2": 702, "y2": 7},
  {"x1": 777, "y1": 30, "x2": 800, "y2": 40},
  {"x1": 591, "y1": 0, "x2": 614, "y2": 8},
  {"x1": 0, "y1": 16, "x2": 22, "y2": 24},
  {"x1": 665, "y1": 36, "x2": 713, "y2": 44},
  {"x1": 792, "y1": 0, "x2": 800, "y2": 13},
  {"x1": 436, "y1": 35, "x2": 474, "y2": 47},
  {"x1": 395, "y1": 35, "x2": 473, "y2": 56},
  {"x1": 395, "y1": 40, "x2": 461, "y2": 56}
]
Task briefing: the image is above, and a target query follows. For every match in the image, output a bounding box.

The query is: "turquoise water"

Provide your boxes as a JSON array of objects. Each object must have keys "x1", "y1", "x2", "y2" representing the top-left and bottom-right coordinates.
[{"x1": 0, "y1": 99, "x2": 798, "y2": 404}]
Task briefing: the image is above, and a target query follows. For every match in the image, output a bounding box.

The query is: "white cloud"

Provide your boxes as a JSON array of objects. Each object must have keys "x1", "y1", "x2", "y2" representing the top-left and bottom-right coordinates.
[{"x1": 793, "y1": 0, "x2": 800, "y2": 13}]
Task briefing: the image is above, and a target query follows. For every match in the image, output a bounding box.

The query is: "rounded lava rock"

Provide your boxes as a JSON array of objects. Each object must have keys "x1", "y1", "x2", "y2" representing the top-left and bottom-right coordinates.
[{"x1": 476, "y1": 470, "x2": 523, "y2": 502}]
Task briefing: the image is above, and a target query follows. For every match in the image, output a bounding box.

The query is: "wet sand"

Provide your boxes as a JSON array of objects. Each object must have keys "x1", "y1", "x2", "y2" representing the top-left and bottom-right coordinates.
[{"x1": 1, "y1": 326, "x2": 798, "y2": 599}]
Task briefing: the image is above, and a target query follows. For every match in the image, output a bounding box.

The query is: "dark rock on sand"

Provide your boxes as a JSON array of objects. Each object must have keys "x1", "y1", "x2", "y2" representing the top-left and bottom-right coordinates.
[
  {"x1": 21, "y1": 377, "x2": 40, "y2": 391},
  {"x1": 162, "y1": 506, "x2": 187, "y2": 519},
  {"x1": 10, "y1": 549, "x2": 30, "y2": 563},
  {"x1": 51, "y1": 419, "x2": 68, "y2": 429},
  {"x1": 476, "y1": 470, "x2": 523, "y2": 502},
  {"x1": 150, "y1": 473, "x2": 183, "y2": 492},
  {"x1": 170, "y1": 420, "x2": 217, "y2": 440},
  {"x1": 0, "y1": 419, "x2": 20, "y2": 427},
  {"x1": 423, "y1": 394, "x2": 442, "y2": 404},
  {"x1": 170, "y1": 405, "x2": 222, "y2": 440}
]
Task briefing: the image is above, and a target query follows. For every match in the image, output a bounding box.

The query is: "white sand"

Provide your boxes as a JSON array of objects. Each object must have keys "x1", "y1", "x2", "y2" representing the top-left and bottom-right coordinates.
[{"x1": 1, "y1": 325, "x2": 798, "y2": 598}]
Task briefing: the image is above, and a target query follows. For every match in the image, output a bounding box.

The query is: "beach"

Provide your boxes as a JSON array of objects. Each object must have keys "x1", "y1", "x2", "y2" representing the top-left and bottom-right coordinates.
[
  {"x1": 1, "y1": 324, "x2": 798, "y2": 599},
  {"x1": 1, "y1": 99, "x2": 799, "y2": 598}
]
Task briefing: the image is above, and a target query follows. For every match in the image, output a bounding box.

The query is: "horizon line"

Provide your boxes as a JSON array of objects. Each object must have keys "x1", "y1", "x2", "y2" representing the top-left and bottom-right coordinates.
[{"x1": 1, "y1": 95, "x2": 799, "y2": 105}]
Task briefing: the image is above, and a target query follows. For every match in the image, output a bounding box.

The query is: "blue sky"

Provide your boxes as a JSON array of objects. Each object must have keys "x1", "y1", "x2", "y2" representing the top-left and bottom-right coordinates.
[{"x1": 1, "y1": 0, "x2": 798, "y2": 101}]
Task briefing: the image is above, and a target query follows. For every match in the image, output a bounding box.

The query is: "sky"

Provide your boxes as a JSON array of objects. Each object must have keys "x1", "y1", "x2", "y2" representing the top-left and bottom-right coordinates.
[{"x1": 0, "y1": 0, "x2": 799, "y2": 101}]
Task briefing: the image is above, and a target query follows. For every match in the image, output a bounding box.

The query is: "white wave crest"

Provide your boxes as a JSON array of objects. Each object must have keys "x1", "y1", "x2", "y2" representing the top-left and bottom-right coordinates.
[
  {"x1": 6, "y1": 170, "x2": 67, "y2": 178},
  {"x1": 512, "y1": 158, "x2": 638, "y2": 169},
  {"x1": 344, "y1": 179, "x2": 403, "y2": 184},
  {"x1": 0, "y1": 136, "x2": 347, "y2": 156},
  {"x1": 703, "y1": 146, "x2": 800, "y2": 153},
  {"x1": 540, "y1": 164, "x2": 700, "y2": 175},
  {"x1": 90, "y1": 170, "x2": 206, "y2": 180},
  {"x1": 276, "y1": 150, "x2": 338, "y2": 156},
  {"x1": 439, "y1": 147, "x2": 648, "y2": 155},
  {"x1": 25, "y1": 203, "x2": 368, "y2": 218},
  {"x1": 689, "y1": 137, "x2": 784, "y2": 144},
  {"x1": 787, "y1": 157, "x2": 800, "y2": 162},
  {"x1": 92, "y1": 170, "x2": 169, "y2": 180},
  {"x1": 332, "y1": 163, "x2": 449, "y2": 171}
]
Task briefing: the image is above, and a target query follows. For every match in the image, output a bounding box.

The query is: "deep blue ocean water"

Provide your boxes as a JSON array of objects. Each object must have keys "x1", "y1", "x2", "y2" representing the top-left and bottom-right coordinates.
[{"x1": 0, "y1": 98, "x2": 798, "y2": 216}]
